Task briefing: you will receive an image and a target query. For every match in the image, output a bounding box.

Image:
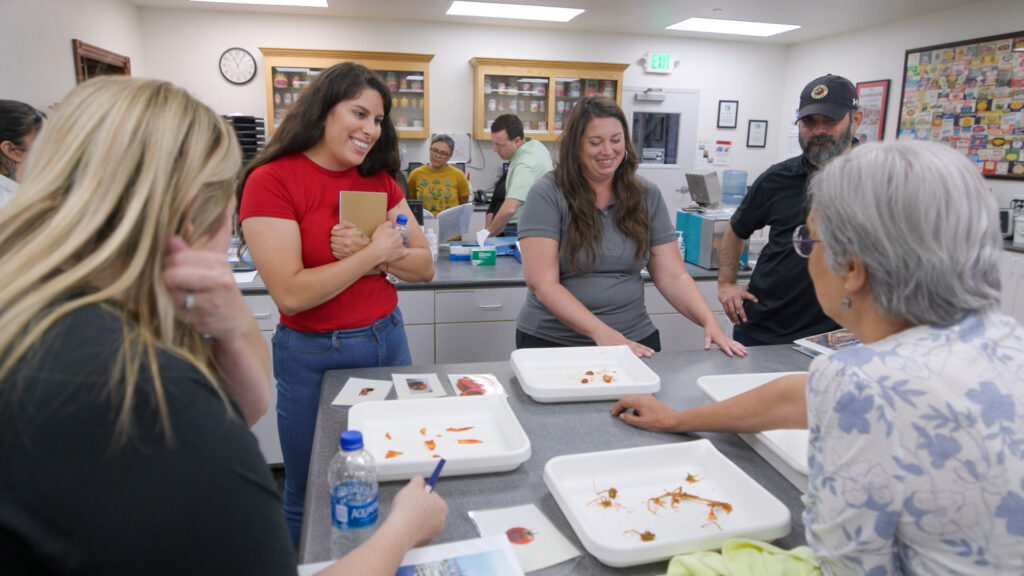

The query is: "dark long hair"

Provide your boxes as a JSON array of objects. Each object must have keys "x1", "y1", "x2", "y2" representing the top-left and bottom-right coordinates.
[
  {"x1": 555, "y1": 95, "x2": 649, "y2": 272},
  {"x1": 0, "y1": 100, "x2": 46, "y2": 178},
  {"x1": 235, "y1": 62, "x2": 399, "y2": 236}
]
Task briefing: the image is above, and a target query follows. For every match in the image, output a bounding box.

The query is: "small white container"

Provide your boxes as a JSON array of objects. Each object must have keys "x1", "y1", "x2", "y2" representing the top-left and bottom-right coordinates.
[{"x1": 511, "y1": 345, "x2": 660, "y2": 403}]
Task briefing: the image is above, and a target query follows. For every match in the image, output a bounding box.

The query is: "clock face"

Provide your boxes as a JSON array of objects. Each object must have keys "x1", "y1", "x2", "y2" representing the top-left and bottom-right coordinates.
[{"x1": 219, "y1": 47, "x2": 256, "y2": 85}]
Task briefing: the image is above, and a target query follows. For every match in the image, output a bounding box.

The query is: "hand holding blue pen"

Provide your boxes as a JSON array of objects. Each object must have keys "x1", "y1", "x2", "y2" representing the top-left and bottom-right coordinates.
[{"x1": 424, "y1": 458, "x2": 446, "y2": 493}]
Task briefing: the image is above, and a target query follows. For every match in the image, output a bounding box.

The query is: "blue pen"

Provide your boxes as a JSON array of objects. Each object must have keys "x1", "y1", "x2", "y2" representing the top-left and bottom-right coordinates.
[{"x1": 424, "y1": 458, "x2": 446, "y2": 493}]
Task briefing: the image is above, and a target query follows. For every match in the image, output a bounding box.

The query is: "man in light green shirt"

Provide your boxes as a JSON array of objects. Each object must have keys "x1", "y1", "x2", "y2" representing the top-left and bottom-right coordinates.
[{"x1": 484, "y1": 114, "x2": 554, "y2": 237}]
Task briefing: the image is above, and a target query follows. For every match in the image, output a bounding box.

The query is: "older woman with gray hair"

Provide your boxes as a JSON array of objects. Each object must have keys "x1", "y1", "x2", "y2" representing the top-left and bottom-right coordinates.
[
  {"x1": 407, "y1": 133, "x2": 469, "y2": 213},
  {"x1": 613, "y1": 140, "x2": 1024, "y2": 574}
]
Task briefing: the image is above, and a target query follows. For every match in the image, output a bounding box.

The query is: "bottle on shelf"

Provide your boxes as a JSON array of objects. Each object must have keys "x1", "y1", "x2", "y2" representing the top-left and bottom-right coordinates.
[{"x1": 328, "y1": 430, "x2": 378, "y2": 559}]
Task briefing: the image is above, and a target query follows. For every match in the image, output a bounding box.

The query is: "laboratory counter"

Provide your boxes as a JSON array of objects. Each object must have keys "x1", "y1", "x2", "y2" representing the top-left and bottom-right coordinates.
[{"x1": 299, "y1": 345, "x2": 813, "y2": 575}]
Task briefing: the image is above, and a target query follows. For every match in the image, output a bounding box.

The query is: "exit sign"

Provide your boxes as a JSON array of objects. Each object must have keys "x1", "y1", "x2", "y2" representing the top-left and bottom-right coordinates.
[{"x1": 644, "y1": 52, "x2": 673, "y2": 74}]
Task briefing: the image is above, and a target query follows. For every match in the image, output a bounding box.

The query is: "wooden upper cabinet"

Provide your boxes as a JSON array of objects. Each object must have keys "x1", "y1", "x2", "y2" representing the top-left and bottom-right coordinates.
[
  {"x1": 259, "y1": 48, "x2": 434, "y2": 139},
  {"x1": 470, "y1": 57, "x2": 628, "y2": 141}
]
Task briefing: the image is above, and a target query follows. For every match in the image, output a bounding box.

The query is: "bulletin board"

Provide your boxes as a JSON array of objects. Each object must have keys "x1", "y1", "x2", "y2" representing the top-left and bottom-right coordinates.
[{"x1": 896, "y1": 30, "x2": 1024, "y2": 179}]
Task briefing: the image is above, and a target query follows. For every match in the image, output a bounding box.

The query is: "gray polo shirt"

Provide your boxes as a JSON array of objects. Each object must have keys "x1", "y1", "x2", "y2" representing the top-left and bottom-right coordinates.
[{"x1": 516, "y1": 173, "x2": 677, "y2": 345}]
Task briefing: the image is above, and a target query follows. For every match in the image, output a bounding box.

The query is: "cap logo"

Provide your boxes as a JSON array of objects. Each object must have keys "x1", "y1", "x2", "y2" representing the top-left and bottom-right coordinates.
[{"x1": 811, "y1": 84, "x2": 829, "y2": 100}]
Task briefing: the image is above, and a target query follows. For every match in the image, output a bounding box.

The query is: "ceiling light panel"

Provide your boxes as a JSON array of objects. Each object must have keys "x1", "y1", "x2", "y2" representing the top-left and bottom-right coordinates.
[
  {"x1": 666, "y1": 17, "x2": 799, "y2": 37},
  {"x1": 447, "y1": 1, "x2": 584, "y2": 23}
]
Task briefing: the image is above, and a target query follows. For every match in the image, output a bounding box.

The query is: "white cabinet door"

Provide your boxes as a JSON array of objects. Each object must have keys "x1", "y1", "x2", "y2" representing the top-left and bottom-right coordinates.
[
  {"x1": 643, "y1": 280, "x2": 726, "y2": 352},
  {"x1": 435, "y1": 321, "x2": 518, "y2": 364},
  {"x1": 434, "y1": 286, "x2": 526, "y2": 363},
  {"x1": 404, "y1": 323, "x2": 435, "y2": 365},
  {"x1": 1000, "y1": 251, "x2": 1020, "y2": 316},
  {"x1": 248, "y1": 329, "x2": 282, "y2": 466},
  {"x1": 398, "y1": 290, "x2": 435, "y2": 364}
]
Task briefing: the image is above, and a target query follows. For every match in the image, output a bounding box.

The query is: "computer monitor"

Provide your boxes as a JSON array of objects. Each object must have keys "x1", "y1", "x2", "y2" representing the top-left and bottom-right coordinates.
[{"x1": 684, "y1": 172, "x2": 722, "y2": 209}]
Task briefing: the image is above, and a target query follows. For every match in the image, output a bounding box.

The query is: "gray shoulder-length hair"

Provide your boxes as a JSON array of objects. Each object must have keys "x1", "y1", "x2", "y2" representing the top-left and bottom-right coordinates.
[
  {"x1": 430, "y1": 133, "x2": 456, "y2": 155},
  {"x1": 808, "y1": 140, "x2": 1001, "y2": 326}
]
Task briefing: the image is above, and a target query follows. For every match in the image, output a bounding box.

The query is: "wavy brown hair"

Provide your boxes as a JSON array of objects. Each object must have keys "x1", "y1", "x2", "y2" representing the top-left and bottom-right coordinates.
[
  {"x1": 555, "y1": 95, "x2": 649, "y2": 272},
  {"x1": 235, "y1": 62, "x2": 399, "y2": 249}
]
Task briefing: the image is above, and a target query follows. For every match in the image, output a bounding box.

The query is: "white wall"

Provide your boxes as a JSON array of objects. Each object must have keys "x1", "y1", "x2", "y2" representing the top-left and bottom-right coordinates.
[
  {"x1": 784, "y1": 0, "x2": 1024, "y2": 206},
  {"x1": 0, "y1": 0, "x2": 145, "y2": 112}
]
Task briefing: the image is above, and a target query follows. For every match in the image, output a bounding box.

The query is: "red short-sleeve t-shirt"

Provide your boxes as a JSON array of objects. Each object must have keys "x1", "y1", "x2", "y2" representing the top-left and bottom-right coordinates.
[{"x1": 239, "y1": 153, "x2": 404, "y2": 332}]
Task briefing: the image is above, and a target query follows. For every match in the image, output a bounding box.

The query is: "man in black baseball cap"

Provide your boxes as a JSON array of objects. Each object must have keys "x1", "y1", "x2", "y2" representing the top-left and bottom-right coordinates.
[
  {"x1": 717, "y1": 73, "x2": 862, "y2": 347},
  {"x1": 797, "y1": 74, "x2": 863, "y2": 167}
]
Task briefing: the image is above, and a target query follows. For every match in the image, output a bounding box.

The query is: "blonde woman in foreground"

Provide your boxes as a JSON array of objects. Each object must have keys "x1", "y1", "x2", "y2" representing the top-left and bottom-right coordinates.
[{"x1": 0, "y1": 76, "x2": 444, "y2": 576}]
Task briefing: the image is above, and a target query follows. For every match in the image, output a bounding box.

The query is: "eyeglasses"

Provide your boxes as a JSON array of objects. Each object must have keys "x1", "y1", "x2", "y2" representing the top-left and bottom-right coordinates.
[
  {"x1": 792, "y1": 224, "x2": 822, "y2": 258},
  {"x1": 429, "y1": 147, "x2": 451, "y2": 157}
]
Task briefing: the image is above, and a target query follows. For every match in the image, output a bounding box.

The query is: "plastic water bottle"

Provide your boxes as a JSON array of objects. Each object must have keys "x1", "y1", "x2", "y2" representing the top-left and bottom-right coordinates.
[
  {"x1": 328, "y1": 430, "x2": 378, "y2": 559},
  {"x1": 395, "y1": 214, "x2": 410, "y2": 248},
  {"x1": 722, "y1": 170, "x2": 747, "y2": 206}
]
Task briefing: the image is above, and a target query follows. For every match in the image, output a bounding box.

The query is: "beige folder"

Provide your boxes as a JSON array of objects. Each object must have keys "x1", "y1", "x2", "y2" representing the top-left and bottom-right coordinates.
[{"x1": 339, "y1": 190, "x2": 387, "y2": 236}]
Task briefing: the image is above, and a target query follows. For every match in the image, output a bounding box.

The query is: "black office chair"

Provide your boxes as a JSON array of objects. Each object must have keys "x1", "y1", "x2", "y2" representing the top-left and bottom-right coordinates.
[
  {"x1": 453, "y1": 162, "x2": 466, "y2": 173},
  {"x1": 406, "y1": 161, "x2": 424, "y2": 174}
]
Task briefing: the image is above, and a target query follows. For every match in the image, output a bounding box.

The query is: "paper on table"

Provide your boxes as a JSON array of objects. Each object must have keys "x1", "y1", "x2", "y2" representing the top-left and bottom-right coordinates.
[
  {"x1": 393, "y1": 373, "x2": 448, "y2": 400},
  {"x1": 297, "y1": 536, "x2": 524, "y2": 576},
  {"x1": 332, "y1": 377, "x2": 392, "y2": 405},
  {"x1": 233, "y1": 271, "x2": 258, "y2": 284},
  {"x1": 468, "y1": 503, "x2": 580, "y2": 573}
]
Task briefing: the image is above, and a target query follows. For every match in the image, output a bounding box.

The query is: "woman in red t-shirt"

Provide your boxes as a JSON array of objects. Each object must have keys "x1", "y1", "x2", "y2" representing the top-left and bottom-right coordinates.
[{"x1": 238, "y1": 62, "x2": 433, "y2": 546}]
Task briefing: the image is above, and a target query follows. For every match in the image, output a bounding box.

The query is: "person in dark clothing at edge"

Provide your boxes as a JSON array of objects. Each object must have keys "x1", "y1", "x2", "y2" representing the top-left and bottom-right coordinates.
[{"x1": 717, "y1": 74, "x2": 863, "y2": 346}]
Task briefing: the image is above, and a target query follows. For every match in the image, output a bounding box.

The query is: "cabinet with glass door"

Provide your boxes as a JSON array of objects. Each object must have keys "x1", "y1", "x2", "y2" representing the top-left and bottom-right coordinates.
[
  {"x1": 259, "y1": 48, "x2": 433, "y2": 139},
  {"x1": 470, "y1": 58, "x2": 628, "y2": 141}
]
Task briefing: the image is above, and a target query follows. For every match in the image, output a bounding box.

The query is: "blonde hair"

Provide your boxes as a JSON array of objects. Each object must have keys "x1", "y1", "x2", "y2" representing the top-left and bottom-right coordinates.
[{"x1": 0, "y1": 76, "x2": 241, "y2": 443}]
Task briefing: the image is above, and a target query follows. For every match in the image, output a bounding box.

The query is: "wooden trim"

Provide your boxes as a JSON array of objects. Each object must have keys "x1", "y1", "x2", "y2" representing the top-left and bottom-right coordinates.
[
  {"x1": 72, "y1": 39, "x2": 131, "y2": 84},
  {"x1": 470, "y1": 57, "x2": 628, "y2": 72}
]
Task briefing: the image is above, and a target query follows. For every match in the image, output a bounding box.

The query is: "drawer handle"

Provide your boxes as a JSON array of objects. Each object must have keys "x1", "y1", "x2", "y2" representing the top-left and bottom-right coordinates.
[
  {"x1": 252, "y1": 312, "x2": 273, "y2": 319},
  {"x1": 478, "y1": 303, "x2": 503, "y2": 310}
]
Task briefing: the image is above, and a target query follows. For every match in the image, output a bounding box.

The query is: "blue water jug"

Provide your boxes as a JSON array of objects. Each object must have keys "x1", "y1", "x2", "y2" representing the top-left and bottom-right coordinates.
[{"x1": 722, "y1": 170, "x2": 747, "y2": 206}]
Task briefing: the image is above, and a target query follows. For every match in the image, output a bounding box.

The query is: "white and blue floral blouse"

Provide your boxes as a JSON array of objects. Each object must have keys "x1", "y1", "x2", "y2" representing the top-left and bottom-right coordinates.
[{"x1": 804, "y1": 312, "x2": 1024, "y2": 575}]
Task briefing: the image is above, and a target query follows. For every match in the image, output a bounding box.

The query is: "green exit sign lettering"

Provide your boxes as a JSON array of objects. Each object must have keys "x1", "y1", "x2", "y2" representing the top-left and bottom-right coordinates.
[{"x1": 644, "y1": 52, "x2": 673, "y2": 74}]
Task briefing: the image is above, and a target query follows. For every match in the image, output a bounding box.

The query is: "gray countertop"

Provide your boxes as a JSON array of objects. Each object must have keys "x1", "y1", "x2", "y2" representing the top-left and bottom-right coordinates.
[
  {"x1": 300, "y1": 345, "x2": 813, "y2": 574},
  {"x1": 238, "y1": 254, "x2": 744, "y2": 294}
]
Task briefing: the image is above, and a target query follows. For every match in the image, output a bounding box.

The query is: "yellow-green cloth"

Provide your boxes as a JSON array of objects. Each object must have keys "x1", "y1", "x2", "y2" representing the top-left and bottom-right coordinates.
[{"x1": 660, "y1": 538, "x2": 822, "y2": 576}]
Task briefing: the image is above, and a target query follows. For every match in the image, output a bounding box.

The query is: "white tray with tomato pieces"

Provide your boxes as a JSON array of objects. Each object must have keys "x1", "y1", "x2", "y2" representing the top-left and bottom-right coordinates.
[
  {"x1": 510, "y1": 345, "x2": 660, "y2": 403},
  {"x1": 543, "y1": 439, "x2": 791, "y2": 568},
  {"x1": 348, "y1": 394, "x2": 531, "y2": 482}
]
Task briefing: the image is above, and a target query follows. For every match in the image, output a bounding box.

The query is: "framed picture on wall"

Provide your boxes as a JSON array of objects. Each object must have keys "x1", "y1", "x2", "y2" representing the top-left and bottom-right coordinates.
[
  {"x1": 717, "y1": 100, "x2": 738, "y2": 128},
  {"x1": 747, "y1": 119, "x2": 767, "y2": 148},
  {"x1": 896, "y1": 30, "x2": 1024, "y2": 179},
  {"x1": 855, "y1": 79, "x2": 889, "y2": 143}
]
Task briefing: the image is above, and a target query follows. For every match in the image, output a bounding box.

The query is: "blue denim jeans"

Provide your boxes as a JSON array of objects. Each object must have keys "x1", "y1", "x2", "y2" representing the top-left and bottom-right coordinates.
[
  {"x1": 731, "y1": 323, "x2": 773, "y2": 347},
  {"x1": 272, "y1": 308, "x2": 411, "y2": 547}
]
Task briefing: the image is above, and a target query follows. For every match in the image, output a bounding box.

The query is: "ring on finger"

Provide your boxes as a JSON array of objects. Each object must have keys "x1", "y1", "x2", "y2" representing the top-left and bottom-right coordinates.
[{"x1": 185, "y1": 290, "x2": 195, "y2": 311}]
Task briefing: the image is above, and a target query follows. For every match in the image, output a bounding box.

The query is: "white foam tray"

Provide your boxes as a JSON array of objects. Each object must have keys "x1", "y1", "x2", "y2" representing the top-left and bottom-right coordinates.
[
  {"x1": 348, "y1": 395, "x2": 531, "y2": 482},
  {"x1": 510, "y1": 345, "x2": 660, "y2": 403},
  {"x1": 696, "y1": 372, "x2": 810, "y2": 492},
  {"x1": 543, "y1": 440, "x2": 791, "y2": 567}
]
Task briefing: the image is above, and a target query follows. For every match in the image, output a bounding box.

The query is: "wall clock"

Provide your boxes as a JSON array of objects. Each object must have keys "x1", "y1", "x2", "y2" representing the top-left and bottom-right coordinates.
[{"x1": 219, "y1": 47, "x2": 256, "y2": 85}]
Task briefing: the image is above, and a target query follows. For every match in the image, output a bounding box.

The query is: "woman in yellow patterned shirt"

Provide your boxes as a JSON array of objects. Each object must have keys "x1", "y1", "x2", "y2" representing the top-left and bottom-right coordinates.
[{"x1": 407, "y1": 134, "x2": 469, "y2": 213}]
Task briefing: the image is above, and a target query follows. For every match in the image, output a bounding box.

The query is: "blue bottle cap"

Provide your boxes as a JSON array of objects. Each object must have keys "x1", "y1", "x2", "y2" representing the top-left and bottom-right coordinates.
[
  {"x1": 340, "y1": 430, "x2": 363, "y2": 451},
  {"x1": 396, "y1": 214, "x2": 408, "y2": 225}
]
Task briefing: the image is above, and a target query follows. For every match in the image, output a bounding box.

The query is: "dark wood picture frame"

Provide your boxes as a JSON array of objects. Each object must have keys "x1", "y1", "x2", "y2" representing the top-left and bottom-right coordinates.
[
  {"x1": 746, "y1": 119, "x2": 767, "y2": 148},
  {"x1": 717, "y1": 100, "x2": 738, "y2": 129},
  {"x1": 896, "y1": 30, "x2": 1024, "y2": 179},
  {"x1": 855, "y1": 79, "x2": 890, "y2": 143},
  {"x1": 72, "y1": 39, "x2": 131, "y2": 84}
]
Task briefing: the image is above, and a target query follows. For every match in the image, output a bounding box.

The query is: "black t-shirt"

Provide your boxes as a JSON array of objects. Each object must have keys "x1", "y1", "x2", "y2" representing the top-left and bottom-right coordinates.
[
  {"x1": 729, "y1": 154, "x2": 840, "y2": 343},
  {"x1": 0, "y1": 304, "x2": 297, "y2": 575}
]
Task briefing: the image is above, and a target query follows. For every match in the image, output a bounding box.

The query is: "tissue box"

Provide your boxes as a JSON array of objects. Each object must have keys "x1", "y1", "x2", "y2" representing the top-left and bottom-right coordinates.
[
  {"x1": 471, "y1": 247, "x2": 496, "y2": 265},
  {"x1": 448, "y1": 243, "x2": 472, "y2": 261}
]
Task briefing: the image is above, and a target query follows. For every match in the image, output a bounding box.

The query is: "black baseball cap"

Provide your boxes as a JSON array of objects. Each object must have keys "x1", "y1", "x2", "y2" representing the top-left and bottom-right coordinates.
[{"x1": 798, "y1": 74, "x2": 858, "y2": 121}]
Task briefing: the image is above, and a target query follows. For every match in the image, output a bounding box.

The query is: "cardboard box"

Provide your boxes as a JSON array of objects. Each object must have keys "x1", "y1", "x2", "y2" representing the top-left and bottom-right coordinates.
[{"x1": 471, "y1": 247, "x2": 496, "y2": 266}]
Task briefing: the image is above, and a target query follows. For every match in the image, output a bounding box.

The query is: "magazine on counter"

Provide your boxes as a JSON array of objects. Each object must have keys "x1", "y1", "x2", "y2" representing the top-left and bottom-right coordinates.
[{"x1": 793, "y1": 328, "x2": 861, "y2": 358}]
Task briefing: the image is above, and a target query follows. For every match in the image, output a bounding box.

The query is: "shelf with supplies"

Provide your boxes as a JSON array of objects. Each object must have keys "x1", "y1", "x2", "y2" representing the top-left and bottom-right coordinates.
[
  {"x1": 259, "y1": 47, "x2": 434, "y2": 139},
  {"x1": 469, "y1": 57, "x2": 628, "y2": 141}
]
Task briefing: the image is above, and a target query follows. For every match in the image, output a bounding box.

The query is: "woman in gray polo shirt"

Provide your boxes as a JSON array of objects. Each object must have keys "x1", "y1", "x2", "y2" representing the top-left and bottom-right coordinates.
[{"x1": 515, "y1": 96, "x2": 746, "y2": 358}]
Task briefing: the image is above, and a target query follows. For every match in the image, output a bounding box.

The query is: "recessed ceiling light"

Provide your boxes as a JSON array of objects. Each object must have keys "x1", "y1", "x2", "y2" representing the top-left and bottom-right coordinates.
[
  {"x1": 189, "y1": 0, "x2": 328, "y2": 7},
  {"x1": 666, "y1": 17, "x2": 799, "y2": 37},
  {"x1": 447, "y1": 1, "x2": 584, "y2": 23}
]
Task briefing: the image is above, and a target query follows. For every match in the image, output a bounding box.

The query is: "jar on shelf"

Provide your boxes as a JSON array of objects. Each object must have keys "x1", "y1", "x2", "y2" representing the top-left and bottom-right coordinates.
[
  {"x1": 291, "y1": 75, "x2": 301, "y2": 88},
  {"x1": 274, "y1": 72, "x2": 288, "y2": 88}
]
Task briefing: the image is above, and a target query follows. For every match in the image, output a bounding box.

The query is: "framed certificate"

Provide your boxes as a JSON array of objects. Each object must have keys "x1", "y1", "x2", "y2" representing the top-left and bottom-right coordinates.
[
  {"x1": 747, "y1": 119, "x2": 767, "y2": 148},
  {"x1": 855, "y1": 79, "x2": 890, "y2": 143},
  {"x1": 717, "y1": 100, "x2": 738, "y2": 129}
]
